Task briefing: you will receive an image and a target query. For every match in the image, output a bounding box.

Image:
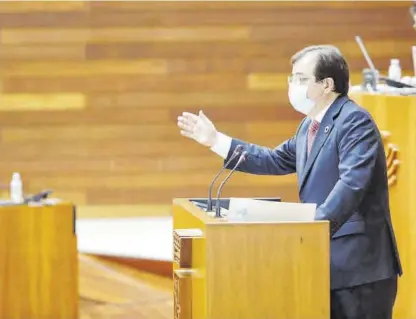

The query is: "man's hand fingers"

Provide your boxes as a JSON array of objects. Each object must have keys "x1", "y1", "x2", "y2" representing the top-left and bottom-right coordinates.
[
  {"x1": 177, "y1": 118, "x2": 195, "y2": 133},
  {"x1": 178, "y1": 115, "x2": 197, "y2": 127},
  {"x1": 178, "y1": 123, "x2": 194, "y2": 134},
  {"x1": 181, "y1": 112, "x2": 199, "y2": 124},
  {"x1": 180, "y1": 130, "x2": 194, "y2": 139}
]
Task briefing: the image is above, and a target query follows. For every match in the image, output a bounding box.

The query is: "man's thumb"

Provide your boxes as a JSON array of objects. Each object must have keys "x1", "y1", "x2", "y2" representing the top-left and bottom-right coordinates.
[{"x1": 199, "y1": 110, "x2": 210, "y2": 123}]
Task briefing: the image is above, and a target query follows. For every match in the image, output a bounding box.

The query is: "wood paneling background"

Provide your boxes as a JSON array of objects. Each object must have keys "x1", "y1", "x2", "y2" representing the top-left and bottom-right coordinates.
[{"x1": 0, "y1": 1, "x2": 414, "y2": 217}]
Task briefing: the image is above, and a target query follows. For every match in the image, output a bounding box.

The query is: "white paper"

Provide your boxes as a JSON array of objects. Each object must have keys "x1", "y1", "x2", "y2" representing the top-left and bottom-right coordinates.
[{"x1": 227, "y1": 198, "x2": 316, "y2": 222}]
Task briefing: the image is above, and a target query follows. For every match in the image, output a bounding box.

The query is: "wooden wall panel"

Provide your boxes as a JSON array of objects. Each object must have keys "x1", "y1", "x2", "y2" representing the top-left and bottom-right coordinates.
[{"x1": 0, "y1": 1, "x2": 413, "y2": 217}]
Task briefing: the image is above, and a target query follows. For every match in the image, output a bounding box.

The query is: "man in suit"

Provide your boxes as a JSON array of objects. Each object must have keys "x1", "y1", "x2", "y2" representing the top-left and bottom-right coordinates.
[{"x1": 177, "y1": 45, "x2": 402, "y2": 319}]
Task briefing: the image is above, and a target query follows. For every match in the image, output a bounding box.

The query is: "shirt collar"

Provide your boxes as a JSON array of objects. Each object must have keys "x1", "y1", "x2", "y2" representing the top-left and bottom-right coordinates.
[{"x1": 314, "y1": 103, "x2": 331, "y2": 123}]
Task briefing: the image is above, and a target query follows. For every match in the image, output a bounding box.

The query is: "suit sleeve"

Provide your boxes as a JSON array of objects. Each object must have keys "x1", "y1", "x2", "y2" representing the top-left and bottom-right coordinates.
[
  {"x1": 315, "y1": 111, "x2": 379, "y2": 235},
  {"x1": 223, "y1": 135, "x2": 297, "y2": 176}
]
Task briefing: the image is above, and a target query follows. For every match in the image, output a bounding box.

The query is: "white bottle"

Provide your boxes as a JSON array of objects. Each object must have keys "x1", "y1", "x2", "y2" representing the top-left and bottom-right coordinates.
[
  {"x1": 10, "y1": 172, "x2": 23, "y2": 203},
  {"x1": 388, "y1": 59, "x2": 402, "y2": 81}
]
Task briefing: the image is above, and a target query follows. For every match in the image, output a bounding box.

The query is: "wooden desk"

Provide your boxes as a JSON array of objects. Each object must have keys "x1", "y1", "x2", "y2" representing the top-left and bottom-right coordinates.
[
  {"x1": 0, "y1": 202, "x2": 78, "y2": 318},
  {"x1": 351, "y1": 93, "x2": 416, "y2": 319}
]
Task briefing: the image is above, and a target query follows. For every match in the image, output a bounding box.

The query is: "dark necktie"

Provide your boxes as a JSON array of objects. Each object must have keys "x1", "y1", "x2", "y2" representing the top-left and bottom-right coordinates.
[{"x1": 307, "y1": 120, "x2": 320, "y2": 155}]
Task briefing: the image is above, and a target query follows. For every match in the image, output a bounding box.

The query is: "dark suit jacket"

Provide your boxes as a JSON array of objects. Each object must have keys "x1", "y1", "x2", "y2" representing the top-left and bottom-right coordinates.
[{"x1": 225, "y1": 95, "x2": 402, "y2": 290}]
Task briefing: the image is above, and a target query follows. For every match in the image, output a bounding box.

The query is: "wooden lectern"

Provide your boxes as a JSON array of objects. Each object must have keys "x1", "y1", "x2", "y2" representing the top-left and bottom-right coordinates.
[
  {"x1": 0, "y1": 202, "x2": 78, "y2": 319},
  {"x1": 172, "y1": 198, "x2": 330, "y2": 319}
]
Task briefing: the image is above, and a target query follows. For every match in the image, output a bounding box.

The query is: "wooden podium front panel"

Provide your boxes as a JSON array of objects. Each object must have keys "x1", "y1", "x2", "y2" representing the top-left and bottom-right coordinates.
[
  {"x1": 205, "y1": 221, "x2": 330, "y2": 319},
  {"x1": 0, "y1": 203, "x2": 78, "y2": 319},
  {"x1": 351, "y1": 93, "x2": 416, "y2": 319},
  {"x1": 172, "y1": 201, "x2": 208, "y2": 319}
]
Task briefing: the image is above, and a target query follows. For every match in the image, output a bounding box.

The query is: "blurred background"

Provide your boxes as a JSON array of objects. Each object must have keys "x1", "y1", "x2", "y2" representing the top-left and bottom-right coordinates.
[
  {"x1": 0, "y1": 1, "x2": 414, "y2": 318},
  {"x1": 0, "y1": 1, "x2": 413, "y2": 217}
]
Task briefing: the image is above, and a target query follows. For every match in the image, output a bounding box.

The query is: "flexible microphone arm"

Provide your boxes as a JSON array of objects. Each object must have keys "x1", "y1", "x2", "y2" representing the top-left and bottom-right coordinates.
[
  {"x1": 215, "y1": 151, "x2": 247, "y2": 218},
  {"x1": 207, "y1": 144, "x2": 243, "y2": 211}
]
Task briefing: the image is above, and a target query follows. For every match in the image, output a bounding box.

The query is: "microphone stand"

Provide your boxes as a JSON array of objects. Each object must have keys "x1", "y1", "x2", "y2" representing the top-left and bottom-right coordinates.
[
  {"x1": 215, "y1": 151, "x2": 247, "y2": 218},
  {"x1": 206, "y1": 145, "x2": 243, "y2": 211}
]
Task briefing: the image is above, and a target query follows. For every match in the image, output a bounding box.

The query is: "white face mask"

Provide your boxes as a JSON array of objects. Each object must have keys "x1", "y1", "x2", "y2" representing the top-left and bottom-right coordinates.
[{"x1": 288, "y1": 83, "x2": 315, "y2": 116}]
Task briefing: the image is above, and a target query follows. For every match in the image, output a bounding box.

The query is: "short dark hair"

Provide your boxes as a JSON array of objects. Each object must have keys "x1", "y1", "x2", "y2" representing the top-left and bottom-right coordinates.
[{"x1": 291, "y1": 45, "x2": 350, "y2": 96}]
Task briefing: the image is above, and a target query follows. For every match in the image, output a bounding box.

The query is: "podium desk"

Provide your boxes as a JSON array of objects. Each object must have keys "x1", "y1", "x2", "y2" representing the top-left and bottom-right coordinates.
[
  {"x1": 351, "y1": 93, "x2": 416, "y2": 319},
  {"x1": 172, "y1": 198, "x2": 330, "y2": 319},
  {"x1": 0, "y1": 202, "x2": 78, "y2": 319}
]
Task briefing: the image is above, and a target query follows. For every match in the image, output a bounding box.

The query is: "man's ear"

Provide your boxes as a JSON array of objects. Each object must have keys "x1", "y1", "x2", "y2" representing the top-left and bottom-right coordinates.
[{"x1": 324, "y1": 78, "x2": 335, "y2": 93}]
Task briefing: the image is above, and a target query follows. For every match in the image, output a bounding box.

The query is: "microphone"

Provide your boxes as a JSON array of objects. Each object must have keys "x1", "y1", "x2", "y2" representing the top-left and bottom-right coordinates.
[
  {"x1": 215, "y1": 151, "x2": 247, "y2": 218},
  {"x1": 207, "y1": 144, "x2": 243, "y2": 211}
]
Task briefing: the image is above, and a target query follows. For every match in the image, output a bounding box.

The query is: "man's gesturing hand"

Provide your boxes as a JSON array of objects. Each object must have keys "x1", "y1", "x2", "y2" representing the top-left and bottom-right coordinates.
[{"x1": 177, "y1": 110, "x2": 218, "y2": 147}]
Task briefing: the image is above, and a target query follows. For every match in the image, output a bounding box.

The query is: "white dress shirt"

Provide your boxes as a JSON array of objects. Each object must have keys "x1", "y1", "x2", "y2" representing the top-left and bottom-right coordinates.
[{"x1": 210, "y1": 104, "x2": 331, "y2": 159}]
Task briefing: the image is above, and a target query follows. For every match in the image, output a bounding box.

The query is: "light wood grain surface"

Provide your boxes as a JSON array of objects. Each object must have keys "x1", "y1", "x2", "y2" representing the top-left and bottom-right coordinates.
[
  {"x1": 0, "y1": 203, "x2": 77, "y2": 319},
  {"x1": 0, "y1": 2, "x2": 413, "y2": 217},
  {"x1": 79, "y1": 254, "x2": 172, "y2": 319},
  {"x1": 172, "y1": 199, "x2": 330, "y2": 319}
]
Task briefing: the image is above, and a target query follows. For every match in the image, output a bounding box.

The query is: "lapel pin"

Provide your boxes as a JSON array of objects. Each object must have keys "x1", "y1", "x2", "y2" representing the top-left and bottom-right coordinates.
[{"x1": 324, "y1": 126, "x2": 330, "y2": 133}]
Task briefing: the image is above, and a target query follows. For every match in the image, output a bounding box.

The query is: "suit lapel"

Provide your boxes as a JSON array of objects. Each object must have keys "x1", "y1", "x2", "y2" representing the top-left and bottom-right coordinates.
[
  {"x1": 298, "y1": 118, "x2": 333, "y2": 190},
  {"x1": 298, "y1": 95, "x2": 350, "y2": 192}
]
